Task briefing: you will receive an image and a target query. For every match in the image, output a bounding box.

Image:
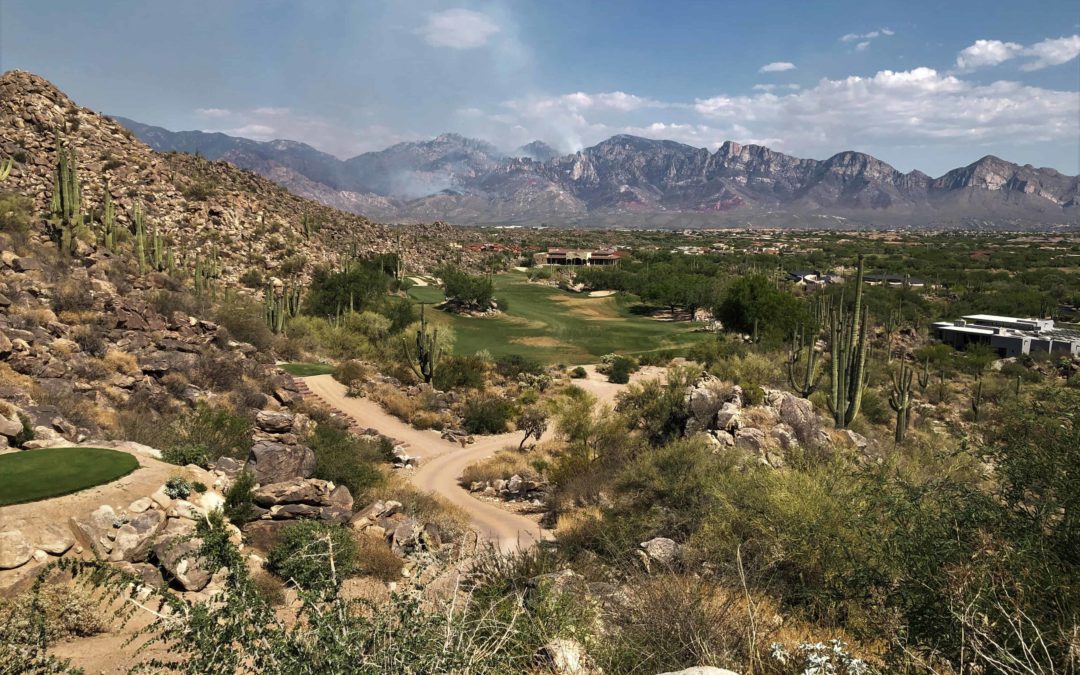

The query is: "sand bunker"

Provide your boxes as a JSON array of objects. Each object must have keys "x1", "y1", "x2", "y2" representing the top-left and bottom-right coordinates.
[{"x1": 588, "y1": 290, "x2": 617, "y2": 298}]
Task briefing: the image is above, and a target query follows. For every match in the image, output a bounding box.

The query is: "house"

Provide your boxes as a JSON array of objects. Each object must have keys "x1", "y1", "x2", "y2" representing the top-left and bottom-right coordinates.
[
  {"x1": 863, "y1": 273, "x2": 926, "y2": 288},
  {"x1": 933, "y1": 314, "x2": 1080, "y2": 358},
  {"x1": 533, "y1": 248, "x2": 621, "y2": 266}
]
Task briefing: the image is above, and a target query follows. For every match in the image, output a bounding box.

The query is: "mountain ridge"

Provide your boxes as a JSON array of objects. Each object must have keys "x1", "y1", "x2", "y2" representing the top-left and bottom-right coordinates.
[{"x1": 114, "y1": 111, "x2": 1078, "y2": 229}]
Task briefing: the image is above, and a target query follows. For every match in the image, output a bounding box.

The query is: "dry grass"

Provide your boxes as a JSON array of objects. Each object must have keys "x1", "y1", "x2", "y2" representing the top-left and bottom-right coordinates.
[
  {"x1": 355, "y1": 534, "x2": 405, "y2": 581},
  {"x1": 0, "y1": 362, "x2": 36, "y2": 391},
  {"x1": 460, "y1": 449, "x2": 541, "y2": 486},
  {"x1": 8, "y1": 306, "x2": 57, "y2": 329},
  {"x1": 368, "y1": 475, "x2": 471, "y2": 541},
  {"x1": 104, "y1": 349, "x2": 140, "y2": 376}
]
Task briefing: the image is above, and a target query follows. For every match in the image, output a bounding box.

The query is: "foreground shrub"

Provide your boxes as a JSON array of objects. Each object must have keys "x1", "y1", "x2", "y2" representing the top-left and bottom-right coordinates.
[
  {"x1": 171, "y1": 403, "x2": 252, "y2": 463},
  {"x1": 267, "y1": 521, "x2": 359, "y2": 595},
  {"x1": 224, "y1": 471, "x2": 257, "y2": 525},
  {"x1": 308, "y1": 423, "x2": 385, "y2": 503},
  {"x1": 462, "y1": 395, "x2": 513, "y2": 434},
  {"x1": 433, "y1": 354, "x2": 487, "y2": 391}
]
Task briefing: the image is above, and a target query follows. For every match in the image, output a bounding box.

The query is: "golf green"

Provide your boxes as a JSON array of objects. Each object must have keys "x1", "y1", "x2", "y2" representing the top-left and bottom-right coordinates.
[
  {"x1": 0, "y1": 447, "x2": 140, "y2": 506},
  {"x1": 425, "y1": 272, "x2": 710, "y2": 364},
  {"x1": 280, "y1": 362, "x2": 336, "y2": 377}
]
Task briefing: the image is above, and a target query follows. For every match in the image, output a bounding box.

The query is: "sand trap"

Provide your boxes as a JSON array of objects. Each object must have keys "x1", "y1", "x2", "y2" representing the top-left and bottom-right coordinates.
[
  {"x1": 588, "y1": 290, "x2": 617, "y2": 298},
  {"x1": 409, "y1": 277, "x2": 429, "y2": 286},
  {"x1": 511, "y1": 336, "x2": 564, "y2": 347},
  {"x1": 513, "y1": 266, "x2": 529, "y2": 272}
]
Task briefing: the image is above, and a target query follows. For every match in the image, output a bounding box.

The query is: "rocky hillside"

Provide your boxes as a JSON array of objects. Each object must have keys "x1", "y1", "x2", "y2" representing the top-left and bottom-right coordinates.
[
  {"x1": 0, "y1": 70, "x2": 459, "y2": 280},
  {"x1": 119, "y1": 116, "x2": 1079, "y2": 228}
]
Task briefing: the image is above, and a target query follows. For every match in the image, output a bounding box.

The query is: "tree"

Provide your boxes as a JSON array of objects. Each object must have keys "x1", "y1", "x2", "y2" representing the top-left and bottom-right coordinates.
[
  {"x1": 715, "y1": 274, "x2": 808, "y2": 343},
  {"x1": 437, "y1": 265, "x2": 494, "y2": 308},
  {"x1": 305, "y1": 264, "x2": 389, "y2": 317},
  {"x1": 516, "y1": 406, "x2": 549, "y2": 450}
]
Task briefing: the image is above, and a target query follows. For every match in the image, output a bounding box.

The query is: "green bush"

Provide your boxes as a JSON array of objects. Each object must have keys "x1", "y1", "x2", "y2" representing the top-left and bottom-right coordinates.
[
  {"x1": 608, "y1": 356, "x2": 636, "y2": 384},
  {"x1": 462, "y1": 395, "x2": 513, "y2": 434},
  {"x1": 162, "y1": 443, "x2": 209, "y2": 467},
  {"x1": 224, "y1": 471, "x2": 257, "y2": 524},
  {"x1": 213, "y1": 295, "x2": 274, "y2": 352},
  {"x1": 494, "y1": 354, "x2": 544, "y2": 379},
  {"x1": 0, "y1": 192, "x2": 33, "y2": 236},
  {"x1": 570, "y1": 366, "x2": 587, "y2": 379},
  {"x1": 859, "y1": 389, "x2": 891, "y2": 425},
  {"x1": 433, "y1": 354, "x2": 487, "y2": 391},
  {"x1": 266, "y1": 521, "x2": 359, "y2": 595},
  {"x1": 173, "y1": 404, "x2": 252, "y2": 463},
  {"x1": 308, "y1": 424, "x2": 385, "y2": 503},
  {"x1": 741, "y1": 383, "x2": 764, "y2": 406}
]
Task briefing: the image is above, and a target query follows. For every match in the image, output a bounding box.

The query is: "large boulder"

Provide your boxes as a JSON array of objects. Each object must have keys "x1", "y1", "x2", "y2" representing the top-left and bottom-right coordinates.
[
  {"x1": 246, "y1": 441, "x2": 315, "y2": 485},
  {"x1": 0, "y1": 530, "x2": 33, "y2": 569},
  {"x1": 253, "y1": 478, "x2": 333, "y2": 507},
  {"x1": 255, "y1": 410, "x2": 294, "y2": 434},
  {"x1": 34, "y1": 524, "x2": 75, "y2": 555},
  {"x1": 773, "y1": 391, "x2": 817, "y2": 437},
  {"x1": 714, "y1": 402, "x2": 742, "y2": 432},
  {"x1": 639, "y1": 537, "x2": 680, "y2": 568},
  {"x1": 109, "y1": 509, "x2": 167, "y2": 562},
  {"x1": 70, "y1": 505, "x2": 121, "y2": 558},
  {"x1": 734, "y1": 427, "x2": 767, "y2": 453},
  {"x1": 152, "y1": 519, "x2": 212, "y2": 592}
]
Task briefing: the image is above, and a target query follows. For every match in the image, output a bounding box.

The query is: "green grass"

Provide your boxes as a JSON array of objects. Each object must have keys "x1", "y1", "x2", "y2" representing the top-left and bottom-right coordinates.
[
  {"x1": 0, "y1": 447, "x2": 140, "y2": 506},
  {"x1": 407, "y1": 285, "x2": 446, "y2": 304},
  {"x1": 280, "y1": 362, "x2": 335, "y2": 377},
  {"x1": 426, "y1": 272, "x2": 710, "y2": 364}
]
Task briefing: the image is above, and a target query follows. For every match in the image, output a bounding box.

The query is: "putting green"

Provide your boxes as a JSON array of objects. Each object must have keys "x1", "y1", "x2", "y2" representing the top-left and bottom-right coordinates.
[
  {"x1": 0, "y1": 447, "x2": 140, "y2": 506},
  {"x1": 425, "y1": 272, "x2": 710, "y2": 364},
  {"x1": 280, "y1": 362, "x2": 335, "y2": 377}
]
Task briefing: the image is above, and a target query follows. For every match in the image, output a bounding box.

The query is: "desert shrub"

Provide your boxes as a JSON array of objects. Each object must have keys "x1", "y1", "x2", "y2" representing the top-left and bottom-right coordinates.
[
  {"x1": 0, "y1": 584, "x2": 106, "y2": 645},
  {"x1": 160, "y1": 371, "x2": 190, "y2": 397},
  {"x1": 239, "y1": 268, "x2": 264, "y2": 288},
  {"x1": 460, "y1": 451, "x2": 539, "y2": 486},
  {"x1": 607, "y1": 355, "x2": 636, "y2": 384},
  {"x1": 72, "y1": 325, "x2": 107, "y2": 358},
  {"x1": 333, "y1": 359, "x2": 367, "y2": 386},
  {"x1": 494, "y1": 354, "x2": 543, "y2": 379},
  {"x1": 224, "y1": 471, "x2": 257, "y2": 525},
  {"x1": 149, "y1": 289, "x2": 203, "y2": 318},
  {"x1": 51, "y1": 281, "x2": 95, "y2": 314},
  {"x1": 213, "y1": 296, "x2": 274, "y2": 351},
  {"x1": 859, "y1": 389, "x2": 891, "y2": 425},
  {"x1": 267, "y1": 521, "x2": 359, "y2": 595},
  {"x1": 162, "y1": 443, "x2": 209, "y2": 467},
  {"x1": 570, "y1": 366, "x2": 587, "y2": 379},
  {"x1": 0, "y1": 192, "x2": 33, "y2": 236},
  {"x1": 181, "y1": 178, "x2": 217, "y2": 201},
  {"x1": 355, "y1": 535, "x2": 404, "y2": 581},
  {"x1": 712, "y1": 351, "x2": 783, "y2": 388},
  {"x1": 369, "y1": 478, "x2": 470, "y2": 541},
  {"x1": 462, "y1": 395, "x2": 513, "y2": 434},
  {"x1": 192, "y1": 481, "x2": 207, "y2": 493},
  {"x1": 308, "y1": 423, "x2": 385, "y2": 503},
  {"x1": 172, "y1": 403, "x2": 252, "y2": 463},
  {"x1": 252, "y1": 571, "x2": 286, "y2": 606},
  {"x1": 433, "y1": 354, "x2": 487, "y2": 391},
  {"x1": 164, "y1": 477, "x2": 193, "y2": 500},
  {"x1": 437, "y1": 265, "x2": 494, "y2": 308},
  {"x1": 615, "y1": 367, "x2": 697, "y2": 445},
  {"x1": 192, "y1": 351, "x2": 247, "y2": 392},
  {"x1": 741, "y1": 383, "x2": 764, "y2": 406}
]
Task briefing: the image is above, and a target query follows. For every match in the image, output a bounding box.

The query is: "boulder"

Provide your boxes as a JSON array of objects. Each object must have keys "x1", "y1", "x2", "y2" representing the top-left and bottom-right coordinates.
[
  {"x1": 255, "y1": 410, "x2": 294, "y2": 434},
  {"x1": 775, "y1": 391, "x2": 816, "y2": 436},
  {"x1": 658, "y1": 668, "x2": 741, "y2": 675},
  {"x1": 328, "y1": 485, "x2": 354, "y2": 511},
  {"x1": 0, "y1": 530, "x2": 33, "y2": 569},
  {"x1": 69, "y1": 505, "x2": 120, "y2": 558},
  {"x1": 0, "y1": 413, "x2": 22, "y2": 438},
  {"x1": 253, "y1": 478, "x2": 334, "y2": 507},
  {"x1": 639, "y1": 537, "x2": 680, "y2": 567},
  {"x1": 11, "y1": 257, "x2": 41, "y2": 273},
  {"x1": 714, "y1": 402, "x2": 742, "y2": 431},
  {"x1": 152, "y1": 519, "x2": 211, "y2": 592},
  {"x1": 246, "y1": 441, "x2": 316, "y2": 485},
  {"x1": 844, "y1": 429, "x2": 869, "y2": 451},
  {"x1": 770, "y1": 423, "x2": 799, "y2": 451},
  {"x1": 109, "y1": 509, "x2": 166, "y2": 562},
  {"x1": 34, "y1": 524, "x2": 75, "y2": 555},
  {"x1": 535, "y1": 638, "x2": 595, "y2": 675},
  {"x1": 734, "y1": 427, "x2": 767, "y2": 453}
]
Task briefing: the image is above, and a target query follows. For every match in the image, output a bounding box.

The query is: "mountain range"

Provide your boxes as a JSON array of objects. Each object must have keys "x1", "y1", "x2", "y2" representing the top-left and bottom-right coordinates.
[{"x1": 115, "y1": 118, "x2": 1080, "y2": 229}]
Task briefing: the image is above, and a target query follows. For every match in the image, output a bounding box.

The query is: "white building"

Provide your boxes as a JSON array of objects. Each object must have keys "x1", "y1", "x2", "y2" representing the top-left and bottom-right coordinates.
[{"x1": 933, "y1": 314, "x2": 1080, "y2": 358}]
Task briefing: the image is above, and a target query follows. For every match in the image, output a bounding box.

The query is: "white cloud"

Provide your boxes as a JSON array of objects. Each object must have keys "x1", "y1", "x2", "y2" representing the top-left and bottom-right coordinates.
[
  {"x1": 955, "y1": 34, "x2": 1080, "y2": 71},
  {"x1": 195, "y1": 108, "x2": 232, "y2": 118},
  {"x1": 416, "y1": 9, "x2": 500, "y2": 49},
  {"x1": 759, "y1": 61, "x2": 796, "y2": 73},
  {"x1": 252, "y1": 107, "x2": 290, "y2": 116},
  {"x1": 1021, "y1": 35, "x2": 1080, "y2": 70},
  {"x1": 955, "y1": 39, "x2": 1024, "y2": 71},
  {"x1": 855, "y1": 41, "x2": 871, "y2": 52},
  {"x1": 226, "y1": 123, "x2": 275, "y2": 138},
  {"x1": 841, "y1": 28, "x2": 894, "y2": 42}
]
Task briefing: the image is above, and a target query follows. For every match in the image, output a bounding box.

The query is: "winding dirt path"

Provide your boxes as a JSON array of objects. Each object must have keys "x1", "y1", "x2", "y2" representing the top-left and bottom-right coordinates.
[{"x1": 302, "y1": 366, "x2": 666, "y2": 552}]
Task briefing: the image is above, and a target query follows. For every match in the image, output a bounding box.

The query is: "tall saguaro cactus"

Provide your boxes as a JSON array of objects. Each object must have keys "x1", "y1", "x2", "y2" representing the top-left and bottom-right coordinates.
[
  {"x1": 787, "y1": 325, "x2": 821, "y2": 397},
  {"x1": 50, "y1": 142, "x2": 86, "y2": 254},
  {"x1": 100, "y1": 183, "x2": 119, "y2": 252},
  {"x1": 889, "y1": 361, "x2": 914, "y2": 443},
  {"x1": 403, "y1": 304, "x2": 440, "y2": 385},
  {"x1": 0, "y1": 157, "x2": 13, "y2": 181},
  {"x1": 827, "y1": 255, "x2": 869, "y2": 429}
]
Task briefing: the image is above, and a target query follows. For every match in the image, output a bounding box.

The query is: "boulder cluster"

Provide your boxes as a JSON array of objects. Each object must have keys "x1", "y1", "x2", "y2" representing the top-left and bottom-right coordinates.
[{"x1": 468, "y1": 474, "x2": 549, "y2": 503}]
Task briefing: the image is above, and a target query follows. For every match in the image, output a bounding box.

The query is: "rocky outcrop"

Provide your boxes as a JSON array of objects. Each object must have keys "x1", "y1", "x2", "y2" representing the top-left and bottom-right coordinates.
[{"x1": 251, "y1": 478, "x2": 351, "y2": 524}]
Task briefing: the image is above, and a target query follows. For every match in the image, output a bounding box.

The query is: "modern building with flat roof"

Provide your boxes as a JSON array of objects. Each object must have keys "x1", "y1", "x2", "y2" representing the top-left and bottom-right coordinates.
[
  {"x1": 933, "y1": 314, "x2": 1080, "y2": 358},
  {"x1": 534, "y1": 248, "x2": 621, "y2": 266}
]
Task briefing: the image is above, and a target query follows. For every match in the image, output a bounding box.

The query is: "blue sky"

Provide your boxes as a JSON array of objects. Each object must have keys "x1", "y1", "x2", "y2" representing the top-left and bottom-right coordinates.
[{"x1": 2, "y1": 0, "x2": 1078, "y2": 175}]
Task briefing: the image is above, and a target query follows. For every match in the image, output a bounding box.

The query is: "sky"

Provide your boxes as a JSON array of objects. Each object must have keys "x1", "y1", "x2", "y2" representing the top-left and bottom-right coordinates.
[{"x1": 2, "y1": 0, "x2": 1079, "y2": 176}]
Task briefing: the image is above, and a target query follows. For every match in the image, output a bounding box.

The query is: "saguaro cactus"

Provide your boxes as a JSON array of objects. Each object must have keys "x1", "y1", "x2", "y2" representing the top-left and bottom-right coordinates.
[
  {"x1": 403, "y1": 304, "x2": 440, "y2": 384},
  {"x1": 132, "y1": 202, "x2": 148, "y2": 272},
  {"x1": 917, "y1": 355, "x2": 931, "y2": 392},
  {"x1": 826, "y1": 255, "x2": 869, "y2": 429},
  {"x1": 100, "y1": 183, "x2": 119, "y2": 252},
  {"x1": 787, "y1": 325, "x2": 821, "y2": 397},
  {"x1": 889, "y1": 361, "x2": 914, "y2": 443},
  {"x1": 50, "y1": 142, "x2": 86, "y2": 254},
  {"x1": 971, "y1": 376, "x2": 983, "y2": 422},
  {"x1": 0, "y1": 157, "x2": 13, "y2": 181}
]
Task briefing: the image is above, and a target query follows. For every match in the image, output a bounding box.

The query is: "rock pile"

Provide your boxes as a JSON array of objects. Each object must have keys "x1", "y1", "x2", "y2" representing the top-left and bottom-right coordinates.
[{"x1": 468, "y1": 474, "x2": 548, "y2": 503}]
